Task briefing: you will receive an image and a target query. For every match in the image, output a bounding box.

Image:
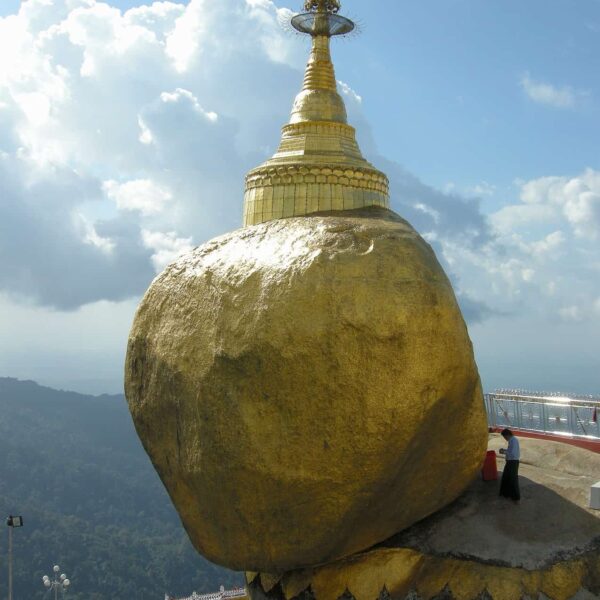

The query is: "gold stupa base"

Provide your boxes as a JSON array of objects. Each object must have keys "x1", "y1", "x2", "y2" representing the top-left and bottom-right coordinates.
[
  {"x1": 246, "y1": 549, "x2": 599, "y2": 600},
  {"x1": 245, "y1": 436, "x2": 600, "y2": 600}
]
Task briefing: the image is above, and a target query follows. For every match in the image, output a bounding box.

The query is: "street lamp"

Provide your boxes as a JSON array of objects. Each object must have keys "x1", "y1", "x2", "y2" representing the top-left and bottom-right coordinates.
[
  {"x1": 42, "y1": 565, "x2": 71, "y2": 599},
  {"x1": 6, "y1": 515, "x2": 24, "y2": 600}
]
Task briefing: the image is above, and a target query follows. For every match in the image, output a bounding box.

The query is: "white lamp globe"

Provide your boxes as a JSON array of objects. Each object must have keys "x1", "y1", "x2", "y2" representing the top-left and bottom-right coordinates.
[
  {"x1": 63, "y1": 579, "x2": 70, "y2": 587},
  {"x1": 53, "y1": 565, "x2": 60, "y2": 573},
  {"x1": 44, "y1": 580, "x2": 51, "y2": 588},
  {"x1": 60, "y1": 574, "x2": 66, "y2": 581}
]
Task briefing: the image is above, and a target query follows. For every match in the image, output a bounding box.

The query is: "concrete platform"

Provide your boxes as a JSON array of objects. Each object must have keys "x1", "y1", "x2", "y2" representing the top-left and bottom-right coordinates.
[{"x1": 246, "y1": 435, "x2": 600, "y2": 600}]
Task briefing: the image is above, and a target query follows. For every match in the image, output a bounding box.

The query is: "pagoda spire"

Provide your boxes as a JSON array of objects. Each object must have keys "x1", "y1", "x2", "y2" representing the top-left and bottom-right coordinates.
[{"x1": 243, "y1": 1, "x2": 389, "y2": 227}]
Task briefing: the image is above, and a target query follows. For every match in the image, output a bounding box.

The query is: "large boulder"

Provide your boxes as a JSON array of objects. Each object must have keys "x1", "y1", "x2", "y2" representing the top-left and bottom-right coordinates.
[{"x1": 125, "y1": 207, "x2": 488, "y2": 573}]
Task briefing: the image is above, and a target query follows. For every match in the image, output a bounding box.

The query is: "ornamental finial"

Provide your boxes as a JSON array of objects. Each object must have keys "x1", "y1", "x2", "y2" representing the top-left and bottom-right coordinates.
[
  {"x1": 303, "y1": 0, "x2": 341, "y2": 13},
  {"x1": 292, "y1": 0, "x2": 353, "y2": 37}
]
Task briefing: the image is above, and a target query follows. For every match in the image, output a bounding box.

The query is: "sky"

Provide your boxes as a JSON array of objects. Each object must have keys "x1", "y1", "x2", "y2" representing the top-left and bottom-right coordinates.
[{"x1": 0, "y1": 0, "x2": 599, "y2": 396}]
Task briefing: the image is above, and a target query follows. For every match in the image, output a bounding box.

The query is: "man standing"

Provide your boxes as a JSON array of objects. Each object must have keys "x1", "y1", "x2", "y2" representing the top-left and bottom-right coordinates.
[{"x1": 498, "y1": 428, "x2": 520, "y2": 503}]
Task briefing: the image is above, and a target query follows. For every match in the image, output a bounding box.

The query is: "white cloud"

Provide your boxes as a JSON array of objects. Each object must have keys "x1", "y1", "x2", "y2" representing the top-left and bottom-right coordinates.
[
  {"x1": 137, "y1": 116, "x2": 154, "y2": 144},
  {"x1": 444, "y1": 181, "x2": 496, "y2": 198},
  {"x1": 0, "y1": 0, "x2": 300, "y2": 309},
  {"x1": 491, "y1": 203, "x2": 557, "y2": 232},
  {"x1": 519, "y1": 169, "x2": 600, "y2": 238},
  {"x1": 165, "y1": 1, "x2": 206, "y2": 72},
  {"x1": 529, "y1": 231, "x2": 565, "y2": 260},
  {"x1": 520, "y1": 72, "x2": 586, "y2": 109},
  {"x1": 461, "y1": 169, "x2": 600, "y2": 323},
  {"x1": 338, "y1": 80, "x2": 362, "y2": 104},
  {"x1": 159, "y1": 87, "x2": 218, "y2": 121},
  {"x1": 468, "y1": 182, "x2": 496, "y2": 198},
  {"x1": 558, "y1": 305, "x2": 584, "y2": 322},
  {"x1": 75, "y1": 212, "x2": 116, "y2": 253},
  {"x1": 521, "y1": 267, "x2": 535, "y2": 282},
  {"x1": 103, "y1": 178, "x2": 173, "y2": 215},
  {"x1": 16, "y1": 92, "x2": 52, "y2": 126},
  {"x1": 413, "y1": 202, "x2": 440, "y2": 224},
  {"x1": 142, "y1": 229, "x2": 194, "y2": 272}
]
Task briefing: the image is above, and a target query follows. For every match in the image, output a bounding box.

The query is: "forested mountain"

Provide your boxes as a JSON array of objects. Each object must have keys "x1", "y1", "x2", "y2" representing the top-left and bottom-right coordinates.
[{"x1": 0, "y1": 377, "x2": 242, "y2": 600}]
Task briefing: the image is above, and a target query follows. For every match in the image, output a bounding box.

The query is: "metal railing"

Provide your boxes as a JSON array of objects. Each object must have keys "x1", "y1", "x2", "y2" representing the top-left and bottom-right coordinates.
[
  {"x1": 166, "y1": 587, "x2": 247, "y2": 600},
  {"x1": 485, "y1": 390, "x2": 600, "y2": 441}
]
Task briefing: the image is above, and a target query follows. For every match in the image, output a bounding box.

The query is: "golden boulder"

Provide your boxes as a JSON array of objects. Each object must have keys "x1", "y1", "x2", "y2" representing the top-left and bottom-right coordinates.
[{"x1": 125, "y1": 207, "x2": 488, "y2": 572}]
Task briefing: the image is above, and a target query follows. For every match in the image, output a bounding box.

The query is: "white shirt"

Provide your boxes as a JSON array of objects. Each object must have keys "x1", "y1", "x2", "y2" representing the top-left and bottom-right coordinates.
[{"x1": 505, "y1": 435, "x2": 520, "y2": 461}]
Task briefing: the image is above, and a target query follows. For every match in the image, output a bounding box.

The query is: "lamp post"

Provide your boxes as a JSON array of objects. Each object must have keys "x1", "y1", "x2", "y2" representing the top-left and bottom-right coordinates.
[
  {"x1": 6, "y1": 515, "x2": 24, "y2": 600},
  {"x1": 42, "y1": 565, "x2": 70, "y2": 599}
]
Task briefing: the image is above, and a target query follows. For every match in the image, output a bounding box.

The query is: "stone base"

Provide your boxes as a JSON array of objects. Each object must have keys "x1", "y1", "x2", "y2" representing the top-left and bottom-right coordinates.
[{"x1": 245, "y1": 436, "x2": 600, "y2": 600}]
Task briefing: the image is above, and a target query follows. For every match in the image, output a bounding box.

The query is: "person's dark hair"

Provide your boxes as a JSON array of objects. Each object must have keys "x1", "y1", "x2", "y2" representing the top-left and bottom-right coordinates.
[{"x1": 501, "y1": 428, "x2": 513, "y2": 438}]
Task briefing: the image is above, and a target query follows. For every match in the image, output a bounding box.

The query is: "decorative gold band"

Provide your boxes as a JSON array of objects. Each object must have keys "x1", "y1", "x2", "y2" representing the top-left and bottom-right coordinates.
[
  {"x1": 243, "y1": 164, "x2": 389, "y2": 226},
  {"x1": 245, "y1": 165, "x2": 389, "y2": 190},
  {"x1": 280, "y1": 120, "x2": 357, "y2": 139}
]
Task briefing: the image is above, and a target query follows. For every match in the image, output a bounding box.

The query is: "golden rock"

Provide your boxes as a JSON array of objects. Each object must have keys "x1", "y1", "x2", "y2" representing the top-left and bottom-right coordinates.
[{"x1": 125, "y1": 207, "x2": 488, "y2": 572}]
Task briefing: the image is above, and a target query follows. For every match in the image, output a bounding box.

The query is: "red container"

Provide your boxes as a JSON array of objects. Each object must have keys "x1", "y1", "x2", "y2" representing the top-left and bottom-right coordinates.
[{"x1": 482, "y1": 450, "x2": 498, "y2": 481}]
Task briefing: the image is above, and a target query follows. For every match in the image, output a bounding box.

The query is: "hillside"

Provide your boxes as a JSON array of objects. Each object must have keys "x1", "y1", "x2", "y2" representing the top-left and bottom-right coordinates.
[{"x1": 0, "y1": 377, "x2": 242, "y2": 600}]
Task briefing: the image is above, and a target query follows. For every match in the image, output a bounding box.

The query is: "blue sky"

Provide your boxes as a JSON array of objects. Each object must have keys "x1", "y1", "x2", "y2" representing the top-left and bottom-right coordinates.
[
  {"x1": 0, "y1": 0, "x2": 599, "y2": 395},
  {"x1": 343, "y1": 0, "x2": 600, "y2": 204}
]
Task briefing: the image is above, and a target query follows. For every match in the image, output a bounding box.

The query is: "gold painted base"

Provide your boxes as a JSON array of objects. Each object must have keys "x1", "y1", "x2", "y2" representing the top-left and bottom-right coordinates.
[{"x1": 246, "y1": 549, "x2": 600, "y2": 600}]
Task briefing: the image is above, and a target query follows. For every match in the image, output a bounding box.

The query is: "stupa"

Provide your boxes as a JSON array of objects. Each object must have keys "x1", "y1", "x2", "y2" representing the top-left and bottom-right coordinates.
[
  {"x1": 243, "y1": 0, "x2": 388, "y2": 225},
  {"x1": 125, "y1": 0, "x2": 487, "y2": 577}
]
